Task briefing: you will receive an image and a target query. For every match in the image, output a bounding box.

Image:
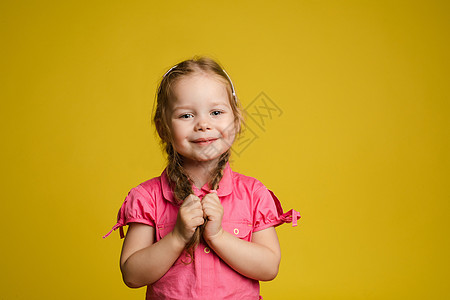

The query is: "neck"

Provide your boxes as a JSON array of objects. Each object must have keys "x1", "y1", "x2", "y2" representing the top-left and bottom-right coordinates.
[{"x1": 183, "y1": 158, "x2": 219, "y2": 189}]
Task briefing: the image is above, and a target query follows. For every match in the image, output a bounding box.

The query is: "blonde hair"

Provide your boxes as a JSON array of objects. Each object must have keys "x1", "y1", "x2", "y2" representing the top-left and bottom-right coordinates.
[{"x1": 153, "y1": 56, "x2": 243, "y2": 259}]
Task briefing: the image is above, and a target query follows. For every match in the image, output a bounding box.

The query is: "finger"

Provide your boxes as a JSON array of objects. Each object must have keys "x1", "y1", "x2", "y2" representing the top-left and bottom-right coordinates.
[
  {"x1": 208, "y1": 191, "x2": 219, "y2": 198},
  {"x1": 182, "y1": 194, "x2": 200, "y2": 207},
  {"x1": 181, "y1": 195, "x2": 193, "y2": 207},
  {"x1": 203, "y1": 205, "x2": 221, "y2": 218},
  {"x1": 191, "y1": 204, "x2": 205, "y2": 218},
  {"x1": 191, "y1": 216, "x2": 205, "y2": 227},
  {"x1": 203, "y1": 192, "x2": 220, "y2": 204},
  {"x1": 202, "y1": 198, "x2": 222, "y2": 212},
  {"x1": 204, "y1": 204, "x2": 223, "y2": 219},
  {"x1": 181, "y1": 205, "x2": 203, "y2": 221},
  {"x1": 201, "y1": 200, "x2": 210, "y2": 218},
  {"x1": 203, "y1": 207, "x2": 211, "y2": 219}
]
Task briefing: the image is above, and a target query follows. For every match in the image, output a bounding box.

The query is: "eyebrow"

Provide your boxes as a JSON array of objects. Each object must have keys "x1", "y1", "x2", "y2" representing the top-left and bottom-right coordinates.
[
  {"x1": 171, "y1": 105, "x2": 191, "y2": 111},
  {"x1": 172, "y1": 101, "x2": 229, "y2": 111},
  {"x1": 208, "y1": 100, "x2": 229, "y2": 107}
]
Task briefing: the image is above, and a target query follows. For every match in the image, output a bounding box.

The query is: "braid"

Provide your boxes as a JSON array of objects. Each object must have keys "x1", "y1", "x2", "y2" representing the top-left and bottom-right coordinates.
[
  {"x1": 209, "y1": 150, "x2": 230, "y2": 190},
  {"x1": 166, "y1": 144, "x2": 193, "y2": 204},
  {"x1": 184, "y1": 150, "x2": 231, "y2": 260},
  {"x1": 166, "y1": 143, "x2": 231, "y2": 262},
  {"x1": 165, "y1": 144, "x2": 198, "y2": 262}
]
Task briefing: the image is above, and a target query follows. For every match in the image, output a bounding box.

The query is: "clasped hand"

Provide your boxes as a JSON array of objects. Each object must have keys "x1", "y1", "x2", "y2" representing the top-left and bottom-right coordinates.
[{"x1": 173, "y1": 192, "x2": 224, "y2": 245}]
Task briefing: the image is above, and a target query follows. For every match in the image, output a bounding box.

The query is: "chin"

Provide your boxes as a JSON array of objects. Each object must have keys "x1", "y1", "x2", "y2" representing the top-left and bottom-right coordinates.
[
  {"x1": 196, "y1": 156, "x2": 220, "y2": 163},
  {"x1": 193, "y1": 152, "x2": 226, "y2": 163}
]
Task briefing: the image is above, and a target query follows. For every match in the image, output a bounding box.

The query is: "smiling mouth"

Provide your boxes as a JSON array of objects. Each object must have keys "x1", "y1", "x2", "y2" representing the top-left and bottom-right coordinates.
[{"x1": 192, "y1": 138, "x2": 218, "y2": 145}]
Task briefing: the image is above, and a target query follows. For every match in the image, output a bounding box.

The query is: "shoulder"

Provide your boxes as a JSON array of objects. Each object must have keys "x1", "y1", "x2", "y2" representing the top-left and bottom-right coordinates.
[
  {"x1": 138, "y1": 175, "x2": 163, "y2": 191},
  {"x1": 128, "y1": 174, "x2": 164, "y2": 200},
  {"x1": 230, "y1": 169, "x2": 268, "y2": 194}
]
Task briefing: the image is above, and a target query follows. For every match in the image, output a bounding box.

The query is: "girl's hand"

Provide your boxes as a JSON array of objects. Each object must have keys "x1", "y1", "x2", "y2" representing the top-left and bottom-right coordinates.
[
  {"x1": 172, "y1": 194, "x2": 204, "y2": 244},
  {"x1": 201, "y1": 192, "x2": 224, "y2": 242}
]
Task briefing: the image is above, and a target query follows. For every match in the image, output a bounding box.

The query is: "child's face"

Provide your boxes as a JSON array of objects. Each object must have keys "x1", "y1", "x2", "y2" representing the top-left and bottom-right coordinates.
[{"x1": 167, "y1": 72, "x2": 237, "y2": 164}]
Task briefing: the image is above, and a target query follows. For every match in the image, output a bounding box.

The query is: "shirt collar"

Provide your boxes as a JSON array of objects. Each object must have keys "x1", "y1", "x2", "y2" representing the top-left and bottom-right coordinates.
[{"x1": 161, "y1": 162, "x2": 233, "y2": 204}]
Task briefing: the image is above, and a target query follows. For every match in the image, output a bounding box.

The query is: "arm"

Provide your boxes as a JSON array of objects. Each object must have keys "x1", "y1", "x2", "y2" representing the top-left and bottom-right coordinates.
[
  {"x1": 120, "y1": 223, "x2": 184, "y2": 287},
  {"x1": 120, "y1": 194, "x2": 204, "y2": 288},
  {"x1": 201, "y1": 193, "x2": 281, "y2": 281},
  {"x1": 207, "y1": 226, "x2": 280, "y2": 281}
]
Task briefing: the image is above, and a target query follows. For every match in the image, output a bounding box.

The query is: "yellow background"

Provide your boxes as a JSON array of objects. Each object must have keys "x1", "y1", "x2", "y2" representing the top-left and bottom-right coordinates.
[{"x1": 1, "y1": 1, "x2": 449, "y2": 299}]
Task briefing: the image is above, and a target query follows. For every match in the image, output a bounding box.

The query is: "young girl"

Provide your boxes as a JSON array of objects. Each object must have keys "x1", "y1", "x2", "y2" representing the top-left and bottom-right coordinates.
[{"x1": 104, "y1": 56, "x2": 300, "y2": 299}]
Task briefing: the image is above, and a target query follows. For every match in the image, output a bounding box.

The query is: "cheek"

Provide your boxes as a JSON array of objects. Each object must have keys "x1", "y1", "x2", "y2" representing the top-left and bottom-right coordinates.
[
  {"x1": 223, "y1": 125, "x2": 237, "y2": 142},
  {"x1": 171, "y1": 123, "x2": 190, "y2": 142},
  {"x1": 229, "y1": 132, "x2": 237, "y2": 144}
]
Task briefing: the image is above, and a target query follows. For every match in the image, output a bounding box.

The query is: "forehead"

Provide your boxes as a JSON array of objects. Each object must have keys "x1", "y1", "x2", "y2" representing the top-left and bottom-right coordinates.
[{"x1": 170, "y1": 72, "x2": 230, "y2": 106}]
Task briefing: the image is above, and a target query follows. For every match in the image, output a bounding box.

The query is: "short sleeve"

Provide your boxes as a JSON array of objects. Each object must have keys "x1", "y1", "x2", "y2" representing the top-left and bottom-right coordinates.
[
  {"x1": 103, "y1": 185, "x2": 156, "y2": 239},
  {"x1": 253, "y1": 186, "x2": 301, "y2": 232}
]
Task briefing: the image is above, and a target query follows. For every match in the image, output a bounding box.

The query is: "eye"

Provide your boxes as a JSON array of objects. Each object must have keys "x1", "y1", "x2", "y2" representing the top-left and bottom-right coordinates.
[
  {"x1": 179, "y1": 113, "x2": 193, "y2": 119},
  {"x1": 211, "y1": 110, "x2": 223, "y2": 116}
]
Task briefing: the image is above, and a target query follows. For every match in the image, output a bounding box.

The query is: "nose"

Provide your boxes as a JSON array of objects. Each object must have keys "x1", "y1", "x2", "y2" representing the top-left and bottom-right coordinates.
[{"x1": 195, "y1": 115, "x2": 211, "y2": 131}]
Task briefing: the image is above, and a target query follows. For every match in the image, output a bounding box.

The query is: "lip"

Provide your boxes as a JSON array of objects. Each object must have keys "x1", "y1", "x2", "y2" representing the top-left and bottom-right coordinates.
[{"x1": 191, "y1": 138, "x2": 218, "y2": 145}]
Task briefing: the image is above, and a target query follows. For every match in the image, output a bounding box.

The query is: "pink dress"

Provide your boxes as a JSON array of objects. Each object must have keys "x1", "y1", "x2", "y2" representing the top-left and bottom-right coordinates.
[{"x1": 104, "y1": 163, "x2": 300, "y2": 300}]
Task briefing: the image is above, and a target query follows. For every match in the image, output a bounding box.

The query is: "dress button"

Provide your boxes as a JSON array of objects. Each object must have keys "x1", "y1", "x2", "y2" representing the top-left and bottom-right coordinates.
[
  {"x1": 233, "y1": 228, "x2": 239, "y2": 235},
  {"x1": 204, "y1": 247, "x2": 211, "y2": 254}
]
